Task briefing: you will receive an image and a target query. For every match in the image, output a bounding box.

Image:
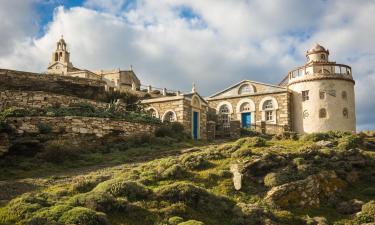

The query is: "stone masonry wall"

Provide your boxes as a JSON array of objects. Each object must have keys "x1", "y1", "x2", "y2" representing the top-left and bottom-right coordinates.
[
  {"x1": 208, "y1": 91, "x2": 292, "y2": 134},
  {"x1": 0, "y1": 69, "x2": 107, "y2": 100},
  {"x1": 0, "y1": 90, "x2": 109, "y2": 111},
  {"x1": 6, "y1": 116, "x2": 157, "y2": 138}
]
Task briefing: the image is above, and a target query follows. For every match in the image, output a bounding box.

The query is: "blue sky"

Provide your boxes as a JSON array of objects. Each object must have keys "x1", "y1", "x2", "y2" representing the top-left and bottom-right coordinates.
[{"x1": 1, "y1": 0, "x2": 375, "y2": 130}]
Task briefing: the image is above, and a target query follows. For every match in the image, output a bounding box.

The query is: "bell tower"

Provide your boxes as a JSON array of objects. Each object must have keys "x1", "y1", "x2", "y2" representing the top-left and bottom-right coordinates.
[{"x1": 47, "y1": 36, "x2": 74, "y2": 75}]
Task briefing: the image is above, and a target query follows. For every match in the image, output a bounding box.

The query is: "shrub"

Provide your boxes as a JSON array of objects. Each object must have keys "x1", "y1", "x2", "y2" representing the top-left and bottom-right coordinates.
[
  {"x1": 38, "y1": 139, "x2": 80, "y2": 164},
  {"x1": 72, "y1": 177, "x2": 103, "y2": 193},
  {"x1": 7, "y1": 137, "x2": 42, "y2": 157},
  {"x1": 240, "y1": 128, "x2": 260, "y2": 137},
  {"x1": 178, "y1": 220, "x2": 204, "y2": 225},
  {"x1": 70, "y1": 192, "x2": 120, "y2": 212},
  {"x1": 180, "y1": 154, "x2": 212, "y2": 170},
  {"x1": 26, "y1": 217, "x2": 59, "y2": 225},
  {"x1": 94, "y1": 179, "x2": 151, "y2": 201},
  {"x1": 362, "y1": 201, "x2": 375, "y2": 220},
  {"x1": 239, "y1": 137, "x2": 267, "y2": 147},
  {"x1": 34, "y1": 204, "x2": 72, "y2": 222},
  {"x1": 263, "y1": 169, "x2": 299, "y2": 188},
  {"x1": 337, "y1": 135, "x2": 362, "y2": 150},
  {"x1": 155, "y1": 122, "x2": 187, "y2": 140},
  {"x1": 58, "y1": 207, "x2": 109, "y2": 225},
  {"x1": 273, "y1": 210, "x2": 304, "y2": 225},
  {"x1": 168, "y1": 216, "x2": 184, "y2": 225},
  {"x1": 231, "y1": 148, "x2": 252, "y2": 158},
  {"x1": 37, "y1": 123, "x2": 52, "y2": 134},
  {"x1": 161, "y1": 164, "x2": 188, "y2": 179},
  {"x1": 301, "y1": 132, "x2": 330, "y2": 142}
]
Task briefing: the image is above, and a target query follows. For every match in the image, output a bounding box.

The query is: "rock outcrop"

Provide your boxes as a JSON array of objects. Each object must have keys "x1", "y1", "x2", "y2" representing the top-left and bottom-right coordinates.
[{"x1": 265, "y1": 170, "x2": 346, "y2": 209}]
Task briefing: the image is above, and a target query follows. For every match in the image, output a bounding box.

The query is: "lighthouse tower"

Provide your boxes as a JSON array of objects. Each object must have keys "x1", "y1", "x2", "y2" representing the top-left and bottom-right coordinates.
[{"x1": 285, "y1": 44, "x2": 356, "y2": 133}]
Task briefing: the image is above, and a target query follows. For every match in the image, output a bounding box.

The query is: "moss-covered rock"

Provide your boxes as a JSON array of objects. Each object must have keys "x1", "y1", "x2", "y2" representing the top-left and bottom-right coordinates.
[
  {"x1": 178, "y1": 220, "x2": 204, "y2": 225},
  {"x1": 58, "y1": 207, "x2": 109, "y2": 225}
]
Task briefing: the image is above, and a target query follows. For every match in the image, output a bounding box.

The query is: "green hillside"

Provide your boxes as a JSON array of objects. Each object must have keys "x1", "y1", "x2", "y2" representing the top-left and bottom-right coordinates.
[{"x1": 0, "y1": 130, "x2": 374, "y2": 225}]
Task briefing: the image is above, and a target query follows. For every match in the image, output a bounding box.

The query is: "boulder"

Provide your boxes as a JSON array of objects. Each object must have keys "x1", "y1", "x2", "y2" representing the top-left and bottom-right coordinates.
[
  {"x1": 230, "y1": 164, "x2": 243, "y2": 190},
  {"x1": 265, "y1": 170, "x2": 346, "y2": 209},
  {"x1": 316, "y1": 140, "x2": 334, "y2": 148},
  {"x1": 363, "y1": 141, "x2": 375, "y2": 150},
  {"x1": 336, "y1": 199, "x2": 364, "y2": 214}
]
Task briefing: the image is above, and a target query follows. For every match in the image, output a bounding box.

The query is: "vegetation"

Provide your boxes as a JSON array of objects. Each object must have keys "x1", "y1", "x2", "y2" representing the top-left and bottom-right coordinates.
[{"x1": 0, "y1": 131, "x2": 374, "y2": 225}]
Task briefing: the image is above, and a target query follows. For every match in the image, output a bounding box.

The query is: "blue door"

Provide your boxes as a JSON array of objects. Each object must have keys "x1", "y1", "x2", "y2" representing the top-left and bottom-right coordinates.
[
  {"x1": 193, "y1": 111, "x2": 199, "y2": 140},
  {"x1": 241, "y1": 113, "x2": 251, "y2": 128}
]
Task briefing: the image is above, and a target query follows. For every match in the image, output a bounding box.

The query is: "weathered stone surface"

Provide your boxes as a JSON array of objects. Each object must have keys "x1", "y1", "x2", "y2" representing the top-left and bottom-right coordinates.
[
  {"x1": 265, "y1": 170, "x2": 346, "y2": 209},
  {"x1": 316, "y1": 140, "x2": 334, "y2": 148},
  {"x1": 0, "y1": 90, "x2": 108, "y2": 111},
  {"x1": 5, "y1": 116, "x2": 157, "y2": 138},
  {"x1": 336, "y1": 199, "x2": 364, "y2": 214},
  {"x1": 0, "y1": 133, "x2": 10, "y2": 157},
  {"x1": 230, "y1": 164, "x2": 243, "y2": 190}
]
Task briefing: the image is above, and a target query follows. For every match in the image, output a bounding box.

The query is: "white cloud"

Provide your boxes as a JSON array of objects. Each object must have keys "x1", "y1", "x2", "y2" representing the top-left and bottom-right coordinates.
[{"x1": 0, "y1": 0, "x2": 374, "y2": 130}]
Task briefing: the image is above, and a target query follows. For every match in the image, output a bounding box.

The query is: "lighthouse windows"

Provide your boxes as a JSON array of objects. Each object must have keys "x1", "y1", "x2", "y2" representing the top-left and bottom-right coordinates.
[
  {"x1": 302, "y1": 90, "x2": 309, "y2": 101},
  {"x1": 319, "y1": 108, "x2": 327, "y2": 118},
  {"x1": 342, "y1": 91, "x2": 347, "y2": 100},
  {"x1": 319, "y1": 91, "x2": 326, "y2": 99},
  {"x1": 343, "y1": 108, "x2": 349, "y2": 118}
]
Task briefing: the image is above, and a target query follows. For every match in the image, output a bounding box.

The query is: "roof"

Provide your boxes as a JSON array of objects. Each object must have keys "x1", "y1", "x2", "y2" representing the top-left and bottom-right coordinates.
[
  {"x1": 208, "y1": 79, "x2": 286, "y2": 98},
  {"x1": 306, "y1": 43, "x2": 329, "y2": 55}
]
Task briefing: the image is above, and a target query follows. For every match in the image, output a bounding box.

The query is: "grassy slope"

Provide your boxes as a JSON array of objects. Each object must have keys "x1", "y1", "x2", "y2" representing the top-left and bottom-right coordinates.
[{"x1": 0, "y1": 134, "x2": 374, "y2": 225}]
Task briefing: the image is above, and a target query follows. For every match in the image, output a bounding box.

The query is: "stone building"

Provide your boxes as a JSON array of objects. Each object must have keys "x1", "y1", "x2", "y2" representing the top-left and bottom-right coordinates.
[
  {"x1": 45, "y1": 41, "x2": 356, "y2": 138},
  {"x1": 47, "y1": 36, "x2": 141, "y2": 92},
  {"x1": 206, "y1": 81, "x2": 292, "y2": 134},
  {"x1": 279, "y1": 44, "x2": 356, "y2": 133},
  {"x1": 141, "y1": 85, "x2": 208, "y2": 140}
]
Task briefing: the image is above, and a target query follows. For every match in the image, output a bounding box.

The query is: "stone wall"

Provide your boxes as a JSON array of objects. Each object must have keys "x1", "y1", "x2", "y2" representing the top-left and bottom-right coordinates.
[
  {"x1": 0, "y1": 90, "x2": 109, "y2": 111},
  {"x1": 5, "y1": 116, "x2": 157, "y2": 138},
  {"x1": 0, "y1": 69, "x2": 107, "y2": 101}
]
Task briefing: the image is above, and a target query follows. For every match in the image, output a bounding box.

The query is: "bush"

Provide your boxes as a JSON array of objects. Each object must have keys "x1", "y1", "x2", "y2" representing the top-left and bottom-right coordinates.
[
  {"x1": 70, "y1": 192, "x2": 120, "y2": 212},
  {"x1": 155, "y1": 122, "x2": 187, "y2": 140},
  {"x1": 161, "y1": 164, "x2": 188, "y2": 179},
  {"x1": 178, "y1": 220, "x2": 204, "y2": 225},
  {"x1": 273, "y1": 210, "x2": 304, "y2": 225},
  {"x1": 337, "y1": 135, "x2": 362, "y2": 150},
  {"x1": 37, "y1": 123, "x2": 52, "y2": 134},
  {"x1": 58, "y1": 207, "x2": 109, "y2": 225},
  {"x1": 180, "y1": 154, "x2": 212, "y2": 170},
  {"x1": 240, "y1": 128, "x2": 260, "y2": 137},
  {"x1": 94, "y1": 179, "x2": 151, "y2": 201},
  {"x1": 38, "y1": 139, "x2": 80, "y2": 164},
  {"x1": 231, "y1": 148, "x2": 252, "y2": 158},
  {"x1": 168, "y1": 216, "x2": 184, "y2": 225},
  {"x1": 263, "y1": 169, "x2": 299, "y2": 188},
  {"x1": 33, "y1": 204, "x2": 73, "y2": 222},
  {"x1": 362, "y1": 201, "x2": 375, "y2": 220},
  {"x1": 301, "y1": 132, "x2": 330, "y2": 142}
]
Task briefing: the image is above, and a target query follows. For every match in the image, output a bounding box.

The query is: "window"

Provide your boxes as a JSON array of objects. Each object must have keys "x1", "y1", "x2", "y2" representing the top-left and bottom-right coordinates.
[
  {"x1": 302, "y1": 90, "x2": 309, "y2": 101},
  {"x1": 321, "y1": 54, "x2": 326, "y2": 60},
  {"x1": 266, "y1": 111, "x2": 273, "y2": 121},
  {"x1": 240, "y1": 102, "x2": 251, "y2": 112},
  {"x1": 219, "y1": 105, "x2": 229, "y2": 114},
  {"x1": 219, "y1": 105, "x2": 231, "y2": 126},
  {"x1": 319, "y1": 91, "x2": 325, "y2": 99},
  {"x1": 148, "y1": 108, "x2": 157, "y2": 118},
  {"x1": 238, "y1": 84, "x2": 253, "y2": 95},
  {"x1": 343, "y1": 108, "x2": 348, "y2": 118},
  {"x1": 164, "y1": 111, "x2": 175, "y2": 122},
  {"x1": 342, "y1": 91, "x2": 347, "y2": 100},
  {"x1": 263, "y1": 100, "x2": 273, "y2": 110},
  {"x1": 319, "y1": 108, "x2": 327, "y2": 118}
]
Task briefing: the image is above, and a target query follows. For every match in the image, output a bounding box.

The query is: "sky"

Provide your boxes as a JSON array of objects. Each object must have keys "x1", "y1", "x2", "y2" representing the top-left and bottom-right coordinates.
[{"x1": 0, "y1": 0, "x2": 375, "y2": 130}]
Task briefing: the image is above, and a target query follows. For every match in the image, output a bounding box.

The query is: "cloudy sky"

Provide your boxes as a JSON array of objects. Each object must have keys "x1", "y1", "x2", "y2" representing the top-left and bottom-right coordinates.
[{"x1": 0, "y1": 0, "x2": 375, "y2": 130}]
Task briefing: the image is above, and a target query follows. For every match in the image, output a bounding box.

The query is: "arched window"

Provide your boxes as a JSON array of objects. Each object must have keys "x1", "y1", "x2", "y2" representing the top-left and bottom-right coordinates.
[
  {"x1": 319, "y1": 108, "x2": 327, "y2": 118},
  {"x1": 240, "y1": 102, "x2": 251, "y2": 112},
  {"x1": 59, "y1": 52, "x2": 63, "y2": 61},
  {"x1": 263, "y1": 100, "x2": 273, "y2": 110},
  {"x1": 219, "y1": 105, "x2": 230, "y2": 114},
  {"x1": 342, "y1": 91, "x2": 347, "y2": 100},
  {"x1": 219, "y1": 105, "x2": 230, "y2": 125},
  {"x1": 148, "y1": 108, "x2": 157, "y2": 118},
  {"x1": 55, "y1": 53, "x2": 58, "y2": 61},
  {"x1": 163, "y1": 111, "x2": 176, "y2": 122},
  {"x1": 238, "y1": 84, "x2": 253, "y2": 95},
  {"x1": 343, "y1": 108, "x2": 348, "y2": 118},
  {"x1": 321, "y1": 54, "x2": 326, "y2": 60},
  {"x1": 192, "y1": 96, "x2": 200, "y2": 108}
]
